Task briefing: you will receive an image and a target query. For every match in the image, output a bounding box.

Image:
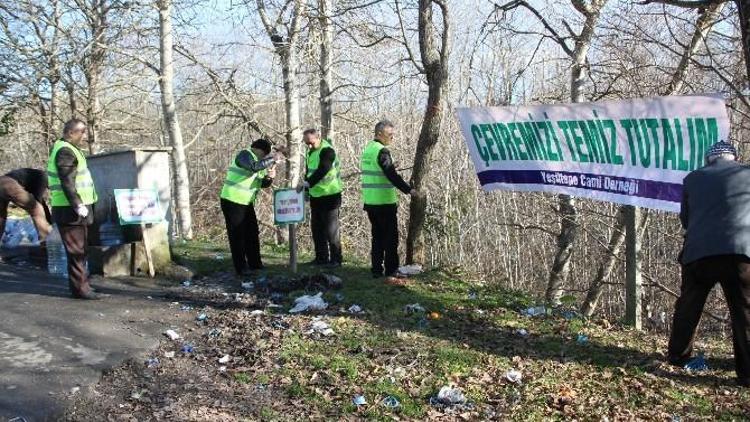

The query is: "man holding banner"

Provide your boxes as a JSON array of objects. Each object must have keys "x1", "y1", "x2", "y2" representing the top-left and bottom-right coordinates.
[
  {"x1": 360, "y1": 120, "x2": 416, "y2": 279},
  {"x1": 669, "y1": 141, "x2": 750, "y2": 387},
  {"x1": 298, "y1": 128, "x2": 343, "y2": 268},
  {"x1": 220, "y1": 139, "x2": 281, "y2": 280}
]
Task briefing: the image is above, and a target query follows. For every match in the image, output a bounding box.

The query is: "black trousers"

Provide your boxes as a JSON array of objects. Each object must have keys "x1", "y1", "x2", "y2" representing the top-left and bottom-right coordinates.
[
  {"x1": 366, "y1": 205, "x2": 399, "y2": 276},
  {"x1": 310, "y1": 202, "x2": 342, "y2": 264},
  {"x1": 220, "y1": 198, "x2": 262, "y2": 274},
  {"x1": 668, "y1": 255, "x2": 750, "y2": 385},
  {"x1": 58, "y1": 224, "x2": 91, "y2": 297}
]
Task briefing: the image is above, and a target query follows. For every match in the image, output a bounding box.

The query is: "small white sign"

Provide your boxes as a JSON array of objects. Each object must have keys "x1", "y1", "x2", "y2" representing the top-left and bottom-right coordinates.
[
  {"x1": 273, "y1": 189, "x2": 305, "y2": 225},
  {"x1": 114, "y1": 188, "x2": 164, "y2": 225}
]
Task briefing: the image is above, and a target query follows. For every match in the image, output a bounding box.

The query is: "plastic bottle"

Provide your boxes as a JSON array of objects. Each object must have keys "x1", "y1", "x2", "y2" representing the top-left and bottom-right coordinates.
[{"x1": 46, "y1": 225, "x2": 68, "y2": 279}]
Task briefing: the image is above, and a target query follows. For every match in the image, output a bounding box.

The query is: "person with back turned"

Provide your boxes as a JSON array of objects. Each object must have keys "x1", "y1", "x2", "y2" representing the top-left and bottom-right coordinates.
[
  {"x1": 47, "y1": 118, "x2": 99, "y2": 300},
  {"x1": 668, "y1": 140, "x2": 750, "y2": 387}
]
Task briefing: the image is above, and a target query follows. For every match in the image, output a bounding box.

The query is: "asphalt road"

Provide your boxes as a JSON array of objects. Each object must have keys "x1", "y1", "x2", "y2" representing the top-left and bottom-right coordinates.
[{"x1": 0, "y1": 258, "x2": 179, "y2": 421}]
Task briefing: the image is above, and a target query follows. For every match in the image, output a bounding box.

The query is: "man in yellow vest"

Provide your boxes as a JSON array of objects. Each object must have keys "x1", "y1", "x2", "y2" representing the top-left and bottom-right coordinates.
[
  {"x1": 297, "y1": 128, "x2": 343, "y2": 268},
  {"x1": 47, "y1": 118, "x2": 99, "y2": 299},
  {"x1": 360, "y1": 119, "x2": 415, "y2": 279},
  {"x1": 220, "y1": 139, "x2": 281, "y2": 280}
]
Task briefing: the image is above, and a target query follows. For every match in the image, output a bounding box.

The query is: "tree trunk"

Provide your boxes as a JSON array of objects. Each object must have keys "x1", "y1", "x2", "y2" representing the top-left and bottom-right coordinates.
[
  {"x1": 405, "y1": 0, "x2": 450, "y2": 264},
  {"x1": 545, "y1": 1, "x2": 604, "y2": 306},
  {"x1": 737, "y1": 0, "x2": 750, "y2": 87},
  {"x1": 318, "y1": 0, "x2": 334, "y2": 139},
  {"x1": 282, "y1": 46, "x2": 303, "y2": 186},
  {"x1": 159, "y1": 0, "x2": 193, "y2": 240}
]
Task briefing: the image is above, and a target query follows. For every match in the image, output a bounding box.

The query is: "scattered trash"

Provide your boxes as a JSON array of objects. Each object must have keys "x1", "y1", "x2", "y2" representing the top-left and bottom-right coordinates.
[
  {"x1": 435, "y1": 386, "x2": 466, "y2": 405},
  {"x1": 416, "y1": 317, "x2": 429, "y2": 330},
  {"x1": 684, "y1": 354, "x2": 708, "y2": 372},
  {"x1": 219, "y1": 366, "x2": 227, "y2": 372},
  {"x1": 475, "y1": 309, "x2": 486, "y2": 315},
  {"x1": 307, "y1": 318, "x2": 335, "y2": 336},
  {"x1": 289, "y1": 292, "x2": 328, "y2": 313},
  {"x1": 250, "y1": 310, "x2": 265, "y2": 316},
  {"x1": 208, "y1": 328, "x2": 222, "y2": 337},
  {"x1": 576, "y1": 333, "x2": 589, "y2": 345},
  {"x1": 1, "y1": 217, "x2": 39, "y2": 248},
  {"x1": 515, "y1": 328, "x2": 529, "y2": 337},
  {"x1": 352, "y1": 395, "x2": 367, "y2": 406},
  {"x1": 181, "y1": 344, "x2": 194, "y2": 354},
  {"x1": 218, "y1": 355, "x2": 231, "y2": 364},
  {"x1": 348, "y1": 304, "x2": 363, "y2": 314},
  {"x1": 164, "y1": 351, "x2": 175, "y2": 358},
  {"x1": 521, "y1": 306, "x2": 547, "y2": 317},
  {"x1": 241, "y1": 282, "x2": 254, "y2": 291},
  {"x1": 404, "y1": 303, "x2": 426, "y2": 314},
  {"x1": 197, "y1": 313, "x2": 208, "y2": 322},
  {"x1": 505, "y1": 369, "x2": 523, "y2": 384},
  {"x1": 382, "y1": 395, "x2": 400, "y2": 409},
  {"x1": 70, "y1": 386, "x2": 81, "y2": 394},
  {"x1": 428, "y1": 311, "x2": 441, "y2": 320},
  {"x1": 180, "y1": 305, "x2": 193, "y2": 311},
  {"x1": 468, "y1": 291, "x2": 478, "y2": 300},
  {"x1": 213, "y1": 253, "x2": 225, "y2": 260},
  {"x1": 164, "y1": 329, "x2": 180, "y2": 341},
  {"x1": 398, "y1": 264, "x2": 423, "y2": 275},
  {"x1": 181, "y1": 280, "x2": 191, "y2": 287},
  {"x1": 323, "y1": 274, "x2": 343, "y2": 289},
  {"x1": 8, "y1": 417, "x2": 29, "y2": 422},
  {"x1": 671, "y1": 415, "x2": 681, "y2": 422},
  {"x1": 334, "y1": 292, "x2": 345, "y2": 302},
  {"x1": 146, "y1": 357, "x2": 160, "y2": 368}
]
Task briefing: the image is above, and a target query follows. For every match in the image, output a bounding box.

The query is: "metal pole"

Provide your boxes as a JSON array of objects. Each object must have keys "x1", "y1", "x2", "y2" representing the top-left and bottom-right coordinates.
[
  {"x1": 624, "y1": 205, "x2": 642, "y2": 330},
  {"x1": 289, "y1": 223, "x2": 297, "y2": 273}
]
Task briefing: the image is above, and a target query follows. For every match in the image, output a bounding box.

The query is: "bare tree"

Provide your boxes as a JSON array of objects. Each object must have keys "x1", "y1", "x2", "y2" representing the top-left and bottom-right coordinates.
[
  {"x1": 256, "y1": 0, "x2": 307, "y2": 185},
  {"x1": 318, "y1": 0, "x2": 334, "y2": 139},
  {"x1": 495, "y1": 0, "x2": 609, "y2": 306},
  {"x1": 581, "y1": 2, "x2": 726, "y2": 317},
  {"x1": 403, "y1": 0, "x2": 451, "y2": 264},
  {"x1": 158, "y1": 0, "x2": 193, "y2": 240}
]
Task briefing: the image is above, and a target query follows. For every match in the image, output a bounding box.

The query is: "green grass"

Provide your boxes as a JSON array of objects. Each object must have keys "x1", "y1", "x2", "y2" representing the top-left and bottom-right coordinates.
[{"x1": 171, "y1": 239, "x2": 750, "y2": 420}]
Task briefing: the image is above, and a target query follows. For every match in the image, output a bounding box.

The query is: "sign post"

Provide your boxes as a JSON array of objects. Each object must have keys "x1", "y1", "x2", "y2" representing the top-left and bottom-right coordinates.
[
  {"x1": 113, "y1": 188, "x2": 164, "y2": 278},
  {"x1": 273, "y1": 188, "x2": 305, "y2": 273}
]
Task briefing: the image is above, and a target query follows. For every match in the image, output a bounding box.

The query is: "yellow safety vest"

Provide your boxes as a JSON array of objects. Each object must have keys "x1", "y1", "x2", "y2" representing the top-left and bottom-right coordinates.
[
  {"x1": 47, "y1": 139, "x2": 98, "y2": 207},
  {"x1": 220, "y1": 149, "x2": 267, "y2": 205},
  {"x1": 360, "y1": 140, "x2": 397, "y2": 205}
]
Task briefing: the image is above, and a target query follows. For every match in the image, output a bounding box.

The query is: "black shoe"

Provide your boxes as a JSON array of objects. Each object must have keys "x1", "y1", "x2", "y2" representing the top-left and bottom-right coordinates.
[
  {"x1": 74, "y1": 291, "x2": 100, "y2": 300},
  {"x1": 371, "y1": 272, "x2": 383, "y2": 279},
  {"x1": 248, "y1": 264, "x2": 266, "y2": 271},
  {"x1": 667, "y1": 355, "x2": 690, "y2": 367},
  {"x1": 324, "y1": 261, "x2": 342, "y2": 269}
]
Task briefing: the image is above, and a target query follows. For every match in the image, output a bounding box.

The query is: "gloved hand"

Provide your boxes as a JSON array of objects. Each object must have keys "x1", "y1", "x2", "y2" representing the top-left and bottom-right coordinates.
[
  {"x1": 296, "y1": 181, "x2": 309, "y2": 193},
  {"x1": 76, "y1": 204, "x2": 89, "y2": 219}
]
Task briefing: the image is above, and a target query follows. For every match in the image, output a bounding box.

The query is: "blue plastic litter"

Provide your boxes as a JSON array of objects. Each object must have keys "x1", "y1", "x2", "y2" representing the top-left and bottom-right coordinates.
[
  {"x1": 197, "y1": 313, "x2": 208, "y2": 322},
  {"x1": 576, "y1": 334, "x2": 589, "y2": 344},
  {"x1": 560, "y1": 309, "x2": 579, "y2": 320},
  {"x1": 181, "y1": 344, "x2": 194, "y2": 354},
  {"x1": 146, "y1": 357, "x2": 160, "y2": 368},
  {"x1": 684, "y1": 354, "x2": 708, "y2": 372},
  {"x1": 382, "y1": 395, "x2": 400, "y2": 408},
  {"x1": 416, "y1": 316, "x2": 429, "y2": 330},
  {"x1": 522, "y1": 306, "x2": 546, "y2": 317},
  {"x1": 352, "y1": 395, "x2": 367, "y2": 406},
  {"x1": 468, "y1": 291, "x2": 478, "y2": 300}
]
